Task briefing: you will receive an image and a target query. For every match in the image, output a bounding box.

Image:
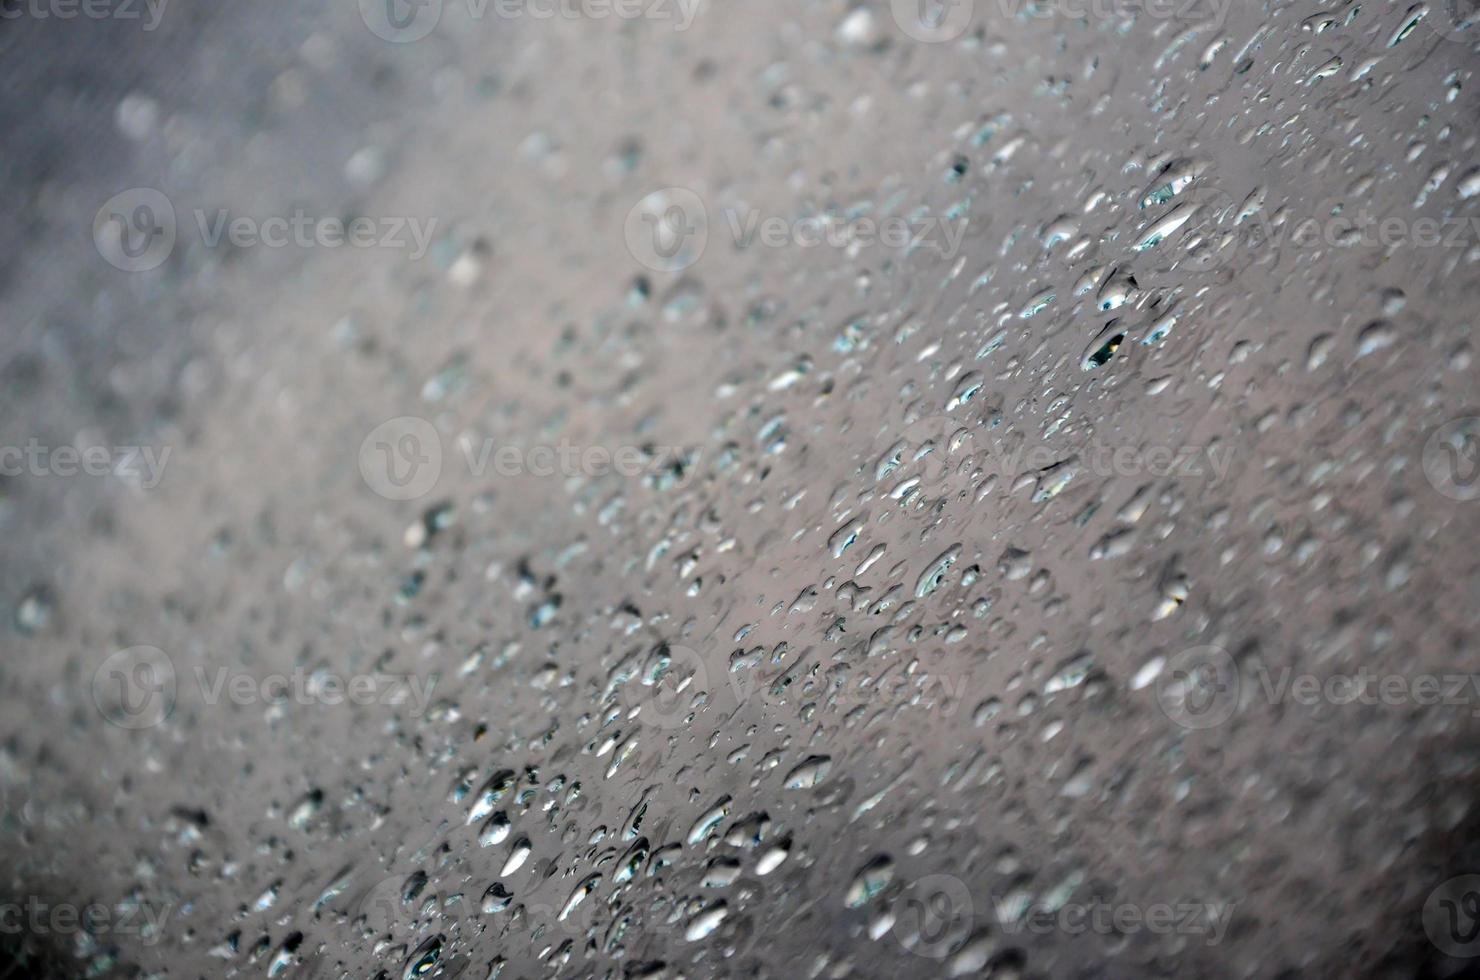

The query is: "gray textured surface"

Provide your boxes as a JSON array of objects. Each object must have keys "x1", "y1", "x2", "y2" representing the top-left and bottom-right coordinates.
[{"x1": 2, "y1": 0, "x2": 1479, "y2": 977}]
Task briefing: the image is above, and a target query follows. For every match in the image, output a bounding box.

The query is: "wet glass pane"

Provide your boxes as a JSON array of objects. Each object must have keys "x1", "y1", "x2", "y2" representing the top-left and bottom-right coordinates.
[{"x1": 1, "y1": 0, "x2": 1478, "y2": 977}]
